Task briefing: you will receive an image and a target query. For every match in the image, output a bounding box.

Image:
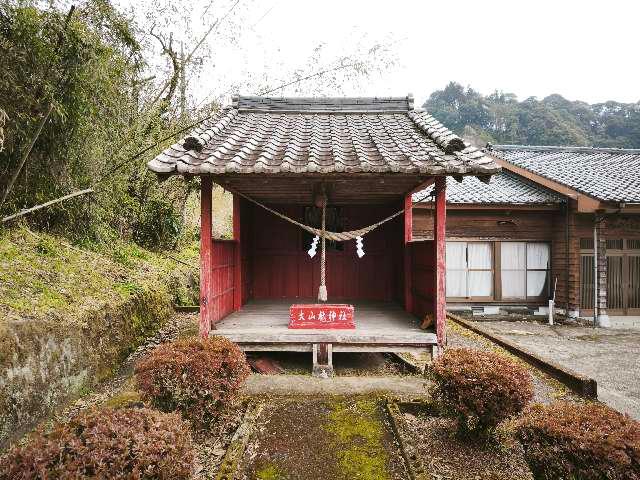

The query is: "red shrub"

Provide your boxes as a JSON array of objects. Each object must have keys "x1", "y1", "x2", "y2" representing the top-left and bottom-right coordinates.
[
  {"x1": 516, "y1": 401, "x2": 640, "y2": 480},
  {"x1": 429, "y1": 347, "x2": 534, "y2": 435},
  {"x1": 135, "y1": 336, "x2": 250, "y2": 429},
  {"x1": 0, "y1": 407, "x2": 193, "y2": 480}
]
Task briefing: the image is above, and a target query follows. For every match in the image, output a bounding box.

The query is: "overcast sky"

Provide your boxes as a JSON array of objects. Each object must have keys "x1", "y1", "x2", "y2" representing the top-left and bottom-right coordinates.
[{"x1": 121, "y1": 0, "x2": 640, "y2": 107}]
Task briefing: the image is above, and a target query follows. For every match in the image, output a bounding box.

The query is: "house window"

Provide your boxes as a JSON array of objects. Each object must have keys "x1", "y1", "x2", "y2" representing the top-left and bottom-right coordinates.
[
  {"x1": 446, "y1": 242, "x2": 493, "y2": 299},
  {"x1": 500, "y1": 242, "x2": 550, "y2": 300}
]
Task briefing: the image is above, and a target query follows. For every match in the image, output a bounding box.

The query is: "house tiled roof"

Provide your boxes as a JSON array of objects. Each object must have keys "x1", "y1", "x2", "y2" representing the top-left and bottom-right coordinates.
[
  {"x1": 488, "y1": 145, "x2": 640, "y2": 203},
  {"x1": 413, "y1": 171, "x2": 565, "y2": 205},
  {"x1": 147, "y1": 95, "x2": 499, "y2": 177}
]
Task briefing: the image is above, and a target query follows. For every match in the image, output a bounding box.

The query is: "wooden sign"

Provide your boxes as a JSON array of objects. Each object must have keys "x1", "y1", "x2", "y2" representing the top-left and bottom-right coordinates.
[{"x1": 289, "y1": 304, "x2": 355, "y2": 329}]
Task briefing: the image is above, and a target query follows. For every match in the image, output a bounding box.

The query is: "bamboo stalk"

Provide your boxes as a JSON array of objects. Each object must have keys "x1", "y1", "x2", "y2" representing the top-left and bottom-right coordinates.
[{"x1": 2, "y1": 188, "x2": 94, "y2": 223}]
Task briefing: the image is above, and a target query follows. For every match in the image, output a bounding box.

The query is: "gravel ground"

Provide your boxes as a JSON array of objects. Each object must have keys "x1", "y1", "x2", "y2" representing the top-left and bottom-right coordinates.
[
  {"x1": 397, "y1": 406, "x2": 533, "y2": 480},
  {"x1": 470, "y1": 320, "x2": 640, "y2": 419},
  {"x1": 445, "y1": 320, "x2": 580, "y2": 405}
]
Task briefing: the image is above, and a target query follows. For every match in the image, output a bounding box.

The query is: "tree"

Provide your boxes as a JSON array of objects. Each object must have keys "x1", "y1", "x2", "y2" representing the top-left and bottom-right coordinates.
[
  {"x1": 1, "y1": 0, "x2": 395, "y2": 248},
  {"x1": 423, "y1": 82, "x2": 640, "y2": 148}
]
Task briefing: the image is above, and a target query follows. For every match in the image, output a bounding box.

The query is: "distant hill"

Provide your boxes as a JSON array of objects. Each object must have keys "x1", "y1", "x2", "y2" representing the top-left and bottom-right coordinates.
[{"x1": 423, "y1": 82, "x2": 640, "y2": 148}]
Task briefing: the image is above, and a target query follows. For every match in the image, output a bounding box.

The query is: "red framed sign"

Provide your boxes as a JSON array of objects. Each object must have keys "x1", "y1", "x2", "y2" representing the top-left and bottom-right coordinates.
[{"x1": 289, "y1": 304, "x2": 355, "y2": 329}]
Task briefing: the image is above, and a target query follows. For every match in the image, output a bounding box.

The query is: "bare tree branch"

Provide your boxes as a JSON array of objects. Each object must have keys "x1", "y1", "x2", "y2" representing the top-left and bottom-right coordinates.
[{"x1": 185, "y1": 0, "x2": 240, "y2": 64}]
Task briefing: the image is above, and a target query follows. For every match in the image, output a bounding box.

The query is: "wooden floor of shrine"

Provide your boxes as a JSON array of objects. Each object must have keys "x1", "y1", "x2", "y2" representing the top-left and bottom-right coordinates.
[{"x1": 213, "y1": 299, "x2": 437, "y2": 353}]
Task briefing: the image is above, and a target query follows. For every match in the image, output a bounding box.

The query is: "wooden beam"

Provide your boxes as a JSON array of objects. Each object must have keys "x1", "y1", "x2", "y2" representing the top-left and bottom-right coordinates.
[
  {"x1": 433, "y1": 177, "x2": 447, "y2": 349},
  {"x1": 408, "y1": 177, "x2": 436, "y2": 195},
  {"x1": 404, "y1": 194, "x2": 413, "y2": 313},
  {"x1": 200, "y1": 177, "x2": 214, "y2": 337},
  {"x1": 233, "y1": 194, "x2": 242, "y2": 311}
]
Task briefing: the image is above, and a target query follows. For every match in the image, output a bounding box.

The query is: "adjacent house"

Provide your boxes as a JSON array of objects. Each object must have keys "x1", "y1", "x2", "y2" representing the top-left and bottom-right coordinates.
[{"x1": 414, "y1": 145, "x2": 640, "y2": 327}]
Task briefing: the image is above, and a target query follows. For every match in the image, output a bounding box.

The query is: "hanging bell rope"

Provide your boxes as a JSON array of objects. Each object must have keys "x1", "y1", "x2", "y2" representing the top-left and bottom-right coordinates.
[{"x1": 318, "y1": 193, "x2": 328, "y2": 301}]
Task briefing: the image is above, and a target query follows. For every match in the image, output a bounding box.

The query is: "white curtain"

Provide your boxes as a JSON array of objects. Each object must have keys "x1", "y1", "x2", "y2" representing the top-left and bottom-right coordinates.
[
  {"x1": 468, "y1": 243, "x2": 492, "y2": 296},
  {"x1": 527, "y1": 271, "x2": 548, "y2": 297},
  {"x1": 468, "y1": 243, "x2": 492, "y2": 269},
  {"x1": 501, "y1": 242, "x2": 526, "y2": 269},
  {"x1": 446, "y1": 242, "x2": 467, "y2": 269},
  {"x1": 526, "y1": 244, "x2": 550, "y2": 297},
  {"x1": 446, "y1": 242, "x2": 493, "y2": 297},
  {"x1": 446, "y1": 242, "x2": 467, "y2": 297},
  {"x1": 527, "y1": 243, "x2": 550, "y2": 270},
  {"x1": 469, "y1": 271, "x2": 493, "y2": 296},
  {"x1": 501, "y1": 242, "x2": 526, "y2": 298},
  {"x1": 447, "y1": 271, "x2": 467, "y2": 297}
]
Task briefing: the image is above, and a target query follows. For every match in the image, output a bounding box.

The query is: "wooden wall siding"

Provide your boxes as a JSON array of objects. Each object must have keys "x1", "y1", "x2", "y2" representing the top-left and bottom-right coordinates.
[
  {"x1": 579, "y1": 214, "x2": 640, "y2": 315},
  {"x1": 248, "y1": 203, "x2": 403, "y2": 301},
  {"x1": 580, "y1": 255, "x2": 595, "y2": 309},
  {"x1": 413, "y1": 209, "x2": 557, "y2": 241},
  {"x1": 550, "y1": 207, "x2": 580, "y2": 314},
  {"x1": 410, "y1": 241, "x2": 435, "y2": 319},
  {"x1": 630, "y1": 256, "x2": 640, "y2": 309},
  {"x1": 412, "y1": 206, "x2": 640, "y2": 316},
  {"x1": 211, "y1": 240, "x2": 237, "y2": 324},
  {"x1": 240, "y1": 198, "x2": 253, "y2": 305},
  {"x1": 607, "y1": 256, "x2": 624, "y2": 310}
]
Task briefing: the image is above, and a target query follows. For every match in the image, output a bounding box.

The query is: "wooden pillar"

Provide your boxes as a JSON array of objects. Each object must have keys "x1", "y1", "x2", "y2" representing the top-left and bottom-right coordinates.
[
  {"x1": 200, "y1": 177, "x2": 213, "y2": 338},
  {"x1": 404, "y1": 193, "x2": 413, "y2": 313},
  {"x1": 233, "y1": 194, "x2": 242, "y2": 311},
  {"x1": 433, "y1": 177, "x2": 447, "y2": 348}
]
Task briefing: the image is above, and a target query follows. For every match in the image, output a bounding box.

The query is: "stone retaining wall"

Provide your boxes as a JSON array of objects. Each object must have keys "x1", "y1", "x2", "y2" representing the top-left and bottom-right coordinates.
[{"x1": 0, "y1": 288, "x2": 172, "y2": 449}]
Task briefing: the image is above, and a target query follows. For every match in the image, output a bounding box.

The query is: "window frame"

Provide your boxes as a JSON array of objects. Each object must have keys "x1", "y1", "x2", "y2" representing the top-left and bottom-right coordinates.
[
  {"x1": 445, "y1": 240, "x2": 552, "y2": 303},
  {"x1": 445, "y1": 241, "x2": 495, "y2": 301},
  {"x1": 498, "y1": 241, "x2": 551, "y2": 302}
]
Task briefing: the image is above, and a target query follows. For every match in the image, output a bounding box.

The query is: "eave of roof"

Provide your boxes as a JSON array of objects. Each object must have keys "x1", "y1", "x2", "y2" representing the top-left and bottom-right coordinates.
[
  {"x1": 487, "y1": 144, "x2": 640, "y2": 211},
  {"x1": 413, "y1": 171, "x2": 565, "y2": 207},
  {"x1": 148, "y1": 95, "x2": 500, "y2": 178}
]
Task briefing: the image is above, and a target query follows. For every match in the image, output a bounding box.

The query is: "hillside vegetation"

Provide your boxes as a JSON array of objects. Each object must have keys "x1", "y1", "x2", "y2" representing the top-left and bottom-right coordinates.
[
  {"x1": 0, "y1": 226, "x2": 199, "y2": 448},
  {"x1": 424, "y1": 82, "x2": 640, "y2": 148},
  {"x1": 0, "y1": 227, "x2": 198, "y2": 326}
]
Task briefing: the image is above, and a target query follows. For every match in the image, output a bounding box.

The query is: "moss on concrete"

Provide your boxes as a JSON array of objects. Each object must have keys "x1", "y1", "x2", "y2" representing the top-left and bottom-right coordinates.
[
  {"x1": 255, "y1": 464, "x2": 288, "y2": 480},
  {"x1": 326, "y1": 398, "x2": 391, "y2": 480}
]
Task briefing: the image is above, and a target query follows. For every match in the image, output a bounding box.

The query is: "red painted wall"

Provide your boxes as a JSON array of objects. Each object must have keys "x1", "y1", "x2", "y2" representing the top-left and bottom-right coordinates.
[
  {"x1": 245, "y1": 203, "x2": 404, "y2": 301},
  {"x1": 211, "y1": 240, "x2": 236, "y2": 324},
  {"x1": 409, "y1": 240, "x2": 435, "y2": 319}
]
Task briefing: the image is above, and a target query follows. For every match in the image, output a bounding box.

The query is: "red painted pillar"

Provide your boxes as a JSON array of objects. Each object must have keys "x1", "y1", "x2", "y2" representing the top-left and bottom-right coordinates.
[
  {"x1": 233, "y1": 194, "x2": 242, "y2": 311},
  {"x1": 200, "y1": 176, "x2": 213, "y2": 338},
  {"x1": 404, "y1": 193, "x2": 413, "y2": 313},
  {"x1": 433, "y1": 177, "x2": 447, "y2": 349}
]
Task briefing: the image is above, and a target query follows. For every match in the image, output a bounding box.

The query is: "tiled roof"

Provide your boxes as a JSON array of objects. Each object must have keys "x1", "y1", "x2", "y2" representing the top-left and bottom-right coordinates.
[
  {"x1": 147, "y1": 95, "x2": 499, "y2": 176},
  {"x1": 413, "y1": 171, "x2": 565, "y2": 205},
  {"x1": 488, "y1": 145, "x2": 640, "y2": 203}
]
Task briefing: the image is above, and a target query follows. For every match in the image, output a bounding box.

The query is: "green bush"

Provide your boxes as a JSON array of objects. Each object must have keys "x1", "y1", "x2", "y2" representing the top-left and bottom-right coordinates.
[
  {"x1": 429, "y1": 347, "x2": 534, "y2": 436},
  {"x1": 0, "y1": 407, "x2": 194, "y2": 479},
  {"x1": 135, "y1": 336, "x2": 251, "y2": 429},
  {"x1": 516, "y1": 401, "x2": 640, "y2": 480}
]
